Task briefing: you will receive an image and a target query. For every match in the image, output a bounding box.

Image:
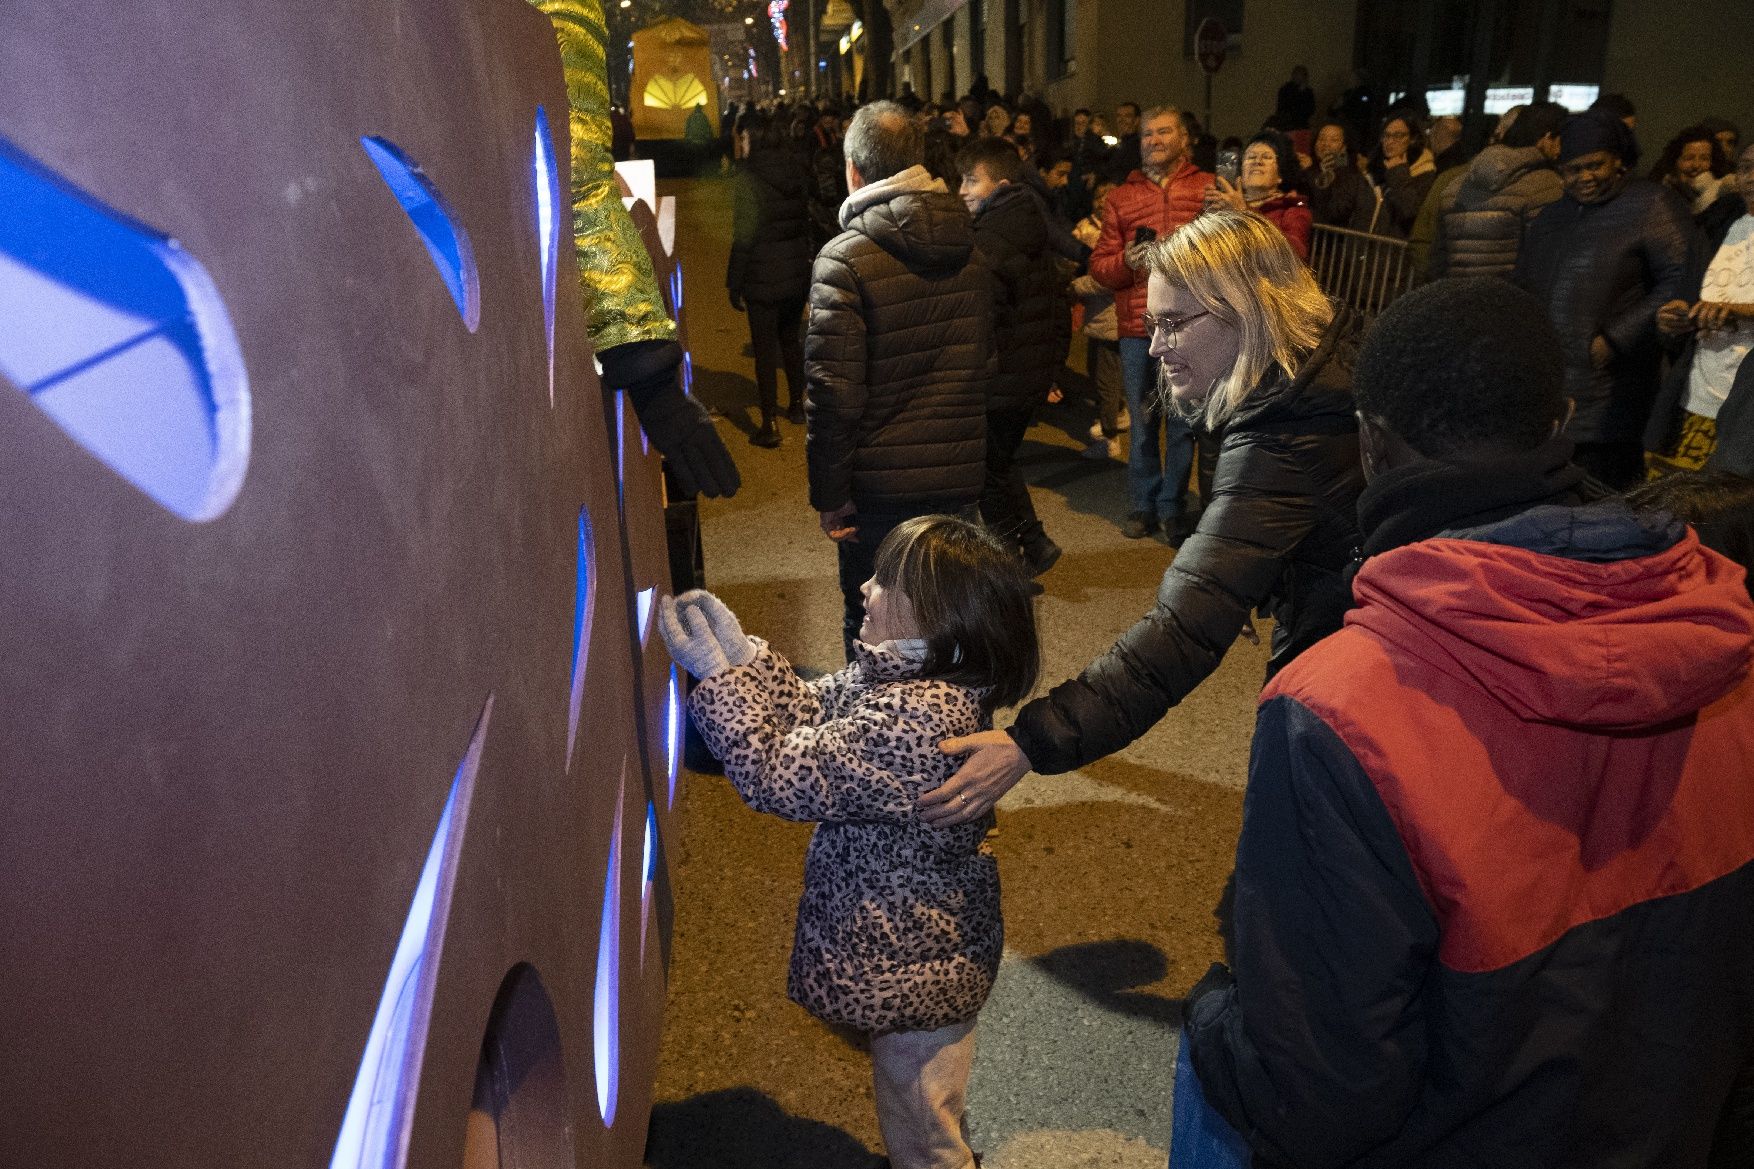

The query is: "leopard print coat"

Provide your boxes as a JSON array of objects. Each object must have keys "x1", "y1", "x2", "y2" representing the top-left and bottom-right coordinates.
[{"x1": 688, "y1": 637, "x2": 1003, "y2": 1033}]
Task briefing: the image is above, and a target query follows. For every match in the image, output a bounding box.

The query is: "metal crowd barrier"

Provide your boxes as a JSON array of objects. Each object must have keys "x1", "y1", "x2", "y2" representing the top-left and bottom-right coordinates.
[{"x1": 1307, "y1": 223, "x2": 1417, "y2": 320}]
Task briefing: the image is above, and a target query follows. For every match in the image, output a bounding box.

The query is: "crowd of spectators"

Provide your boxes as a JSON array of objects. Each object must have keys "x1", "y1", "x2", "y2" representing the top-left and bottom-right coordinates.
[{"x1": 693, "y1": 71, "x2": 1754, "y2": 1169}]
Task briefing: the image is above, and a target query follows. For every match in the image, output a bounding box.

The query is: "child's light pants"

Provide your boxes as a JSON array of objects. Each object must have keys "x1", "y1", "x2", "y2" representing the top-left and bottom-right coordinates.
[{"x1": 870, "y1": 1019, "x2": 978, "y2": 1169}]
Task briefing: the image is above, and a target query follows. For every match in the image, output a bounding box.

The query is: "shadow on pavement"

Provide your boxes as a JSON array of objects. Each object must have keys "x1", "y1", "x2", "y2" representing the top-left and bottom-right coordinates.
[
  {"x1": 1031, "y1": 939, "x2": 1186, "y2": 1028},
  {"x1": 691, "y1": 364, "x2": 761, "y2": 438},
  {"x1": 644, "y1": 1087, "x2": 886, "y2": 1169}
]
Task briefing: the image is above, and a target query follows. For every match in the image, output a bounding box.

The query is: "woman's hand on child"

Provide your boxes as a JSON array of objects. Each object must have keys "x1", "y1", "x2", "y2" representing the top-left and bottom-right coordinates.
[
  {"x1": 659, "y1": 592, "x2": 752, "y2": 680},
  {"x1": 919, "y1": 730, "x2": 1032, "y2": 827}
]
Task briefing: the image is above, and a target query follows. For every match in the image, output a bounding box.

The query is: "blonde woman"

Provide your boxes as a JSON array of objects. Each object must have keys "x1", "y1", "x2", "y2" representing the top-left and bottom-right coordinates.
[{"x1": 922, "y1": 210, "x2": 1366, "y2": 824}]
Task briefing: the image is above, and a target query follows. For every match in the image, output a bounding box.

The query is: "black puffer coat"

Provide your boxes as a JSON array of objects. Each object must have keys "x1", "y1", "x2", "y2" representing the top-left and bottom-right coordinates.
[
  {"x1": 1008, "y1": 308, "x2": 1364, "y2": 774},
  {"x1": 1430, "y1": 144, "x2": 1563, "y2": 278},
  {"x1": 806, "y1": 166, "x2": 996, "y2": 514},
  {"x1": 971, "y1": 184, "x2": 1068, "y2": 409},
  {"x1": 1514, "y1": 178, "x2": 1702, "y2": 445},
  {"x1": 727, "y1": 149, "x2": 816, "y2": 304}
]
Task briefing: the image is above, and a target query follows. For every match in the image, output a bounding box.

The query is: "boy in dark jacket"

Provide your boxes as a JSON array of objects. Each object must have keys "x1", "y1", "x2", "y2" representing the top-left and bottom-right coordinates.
[
  {"x1": 1182, "y1": 278, "x2": 1754, "y2": 1169},
  {"x1": 958, "y1": 136, "x2": 1068, "y2": 575}
]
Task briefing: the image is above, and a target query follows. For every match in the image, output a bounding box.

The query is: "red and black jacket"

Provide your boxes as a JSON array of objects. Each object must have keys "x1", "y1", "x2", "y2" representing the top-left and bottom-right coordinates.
[{"x1": 1185, "y1": 502, "x2": 1754, "y2": 1168}]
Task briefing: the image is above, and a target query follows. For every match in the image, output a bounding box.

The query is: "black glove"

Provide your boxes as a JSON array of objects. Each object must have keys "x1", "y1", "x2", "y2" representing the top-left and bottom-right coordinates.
[
  {"x1": 728, "y1": 289, "x2": 746, "y2": 312},
  {"x1": 598, "y1": 339, "x2": 740, "y2": 499}
]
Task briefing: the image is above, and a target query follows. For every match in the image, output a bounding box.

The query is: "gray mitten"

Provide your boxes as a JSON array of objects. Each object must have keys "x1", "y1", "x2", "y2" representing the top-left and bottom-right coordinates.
[
  {"x1": 659, "y1": 595, "x2": 732, "y2": 680},
  {"x1": 674, "y1": 589, "x2": 756, "y2": 668}
]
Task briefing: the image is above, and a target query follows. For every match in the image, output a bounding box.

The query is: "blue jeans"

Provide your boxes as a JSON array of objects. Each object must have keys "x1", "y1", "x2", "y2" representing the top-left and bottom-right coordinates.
[
  {"x1": 1119, "y1": 336, "x2": 1194, "y2": 520},
  {"x1": 1170, "y1": 1040, "x2": 1251, "y2": 1169}
]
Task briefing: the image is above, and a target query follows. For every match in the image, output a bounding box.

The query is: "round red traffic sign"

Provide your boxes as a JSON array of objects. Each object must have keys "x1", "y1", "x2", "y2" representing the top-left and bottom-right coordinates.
[{"x1": 1196, "y1": 17, "x2": 1226, "y2": 75}]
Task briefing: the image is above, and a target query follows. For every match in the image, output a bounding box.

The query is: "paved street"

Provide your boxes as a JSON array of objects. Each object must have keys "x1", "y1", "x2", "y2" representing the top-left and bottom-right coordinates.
[{"x1": 644, "y1": 176, "x2": 1266, "y2": 1169}]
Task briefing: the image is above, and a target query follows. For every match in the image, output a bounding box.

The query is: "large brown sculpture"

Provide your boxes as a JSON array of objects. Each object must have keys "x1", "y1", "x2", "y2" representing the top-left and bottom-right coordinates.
[{"x1": 0, "y1": 2, "x2": 686, "y2": 1166}]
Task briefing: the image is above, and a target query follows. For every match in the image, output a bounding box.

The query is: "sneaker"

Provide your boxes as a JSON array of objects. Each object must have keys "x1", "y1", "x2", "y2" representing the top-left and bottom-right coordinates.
[
  {"x1": 1164, "y1": 510, "x2": 1200, "y2": 545},
  {"x1": 1121, "y1": 512, "x2": 1158, "y2": 539},
  {"x1": 1106, "y1": 436, "x2": 1125, "y2": 460},
  {"x1": 1087, "y1": 419, "x2": 1107, "y2": 441},
  {"x1": 1116, "y1": 408, "x2": 1131, "y2": 432},
  {"x1": 749, "y1": 421, "x2": 781, "y2": 448}
]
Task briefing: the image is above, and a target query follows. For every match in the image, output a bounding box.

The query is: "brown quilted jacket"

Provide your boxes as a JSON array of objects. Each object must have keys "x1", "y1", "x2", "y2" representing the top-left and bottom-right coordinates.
[{"x1": 688, "y1": 638, "x2": 1003, "y2": 1032}]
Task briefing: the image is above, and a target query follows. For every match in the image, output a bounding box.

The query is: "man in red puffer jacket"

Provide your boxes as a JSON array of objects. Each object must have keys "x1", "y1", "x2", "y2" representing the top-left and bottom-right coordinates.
[{"x1": 1090, "y1": 106, "x2": 1213, "y2": 541}]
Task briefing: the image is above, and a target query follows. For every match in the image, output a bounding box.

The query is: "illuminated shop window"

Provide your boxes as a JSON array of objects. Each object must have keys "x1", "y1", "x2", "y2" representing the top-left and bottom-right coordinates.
[
  {"x1": 0, "y1": 134, "x2": 250, "y2": 522},
  {"x1": 566, "y1": 508, "x2": 598, "y2": 772},
  {"x1": 360, "y1": 136, "x2": 480, "y2": 331},
  {"x1": 666, "y1": 665, "x2": 683, "y2": 808},
  {"x1": 642, "y1": 74, "x2": 709, "y2": 110},
  {"x1": 331, "y1": 700, "x2": 494, "y2": 1169}
]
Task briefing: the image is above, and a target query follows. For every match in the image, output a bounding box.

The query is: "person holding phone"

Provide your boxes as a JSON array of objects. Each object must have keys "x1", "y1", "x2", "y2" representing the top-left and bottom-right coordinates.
[
  {"x1": 1087, "y1": 105, "x2": 1214, "y2": 541},
  {"x1": 1203, "y1": 130, "x2": 1313, "y2": 260}
]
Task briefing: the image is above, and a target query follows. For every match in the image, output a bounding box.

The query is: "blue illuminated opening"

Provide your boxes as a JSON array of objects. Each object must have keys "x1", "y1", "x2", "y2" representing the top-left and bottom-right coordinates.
[
  {"x1": 534, "y1": 107, "x2": 560, "y2": 406},
  {"x1": 0, "y1": 134, "x2": 250, "y2": 522},
  {"x1": 360, "y1": 136, "x2": 480, "y2": 331},
  {"x1": 666, "y1": 665, "x2": 683, "y2": 808},
  {"x1": 636, "y1": 587, "x2": 655, "y2": 647},
  {"x1": 594, "y1": 777, "x2": 625, "y2": 1126},
  {"x1": 668, "y1": 263, "x2": 683, "y2": 316},
  {"x1": 331, "y1": 700, "x2": 494, "y2": 1169},
  {"x1": 640, "y1": 800, "x2": 658, "y2": 962},
  {"x1": 614, "y1": 389, "x2": 626, "y2": 496},
  {"x1": 566, "y1": 508, "x2": 598, "y2": 773}
]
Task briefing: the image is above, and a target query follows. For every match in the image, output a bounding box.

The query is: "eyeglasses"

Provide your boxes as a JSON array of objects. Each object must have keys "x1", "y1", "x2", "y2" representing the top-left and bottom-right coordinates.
[{"x1": 1142, "y1": 309, "x2": 1212, "y2": 348}]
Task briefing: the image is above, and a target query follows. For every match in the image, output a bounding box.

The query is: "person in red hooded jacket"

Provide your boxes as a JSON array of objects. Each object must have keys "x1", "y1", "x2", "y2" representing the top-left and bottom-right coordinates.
[
  {"x1": 1090, "y1": 105, "x2": 1214, "y2": 540},
  {"x1": 1179, "y1": 278, "x2": 1754, "y2": 1169}
]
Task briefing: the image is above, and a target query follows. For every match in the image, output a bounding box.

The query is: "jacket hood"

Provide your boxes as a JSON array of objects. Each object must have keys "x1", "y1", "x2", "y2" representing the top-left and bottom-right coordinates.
[
  {"x1": 1350, "y1": 503, "x2": 1754, "y2": 729},
  {"x1": 841, "y1": 164, "x2": 974, "y2": 269},
  {"x1": 1459, "y1": 144, "x2": 1552, "y2": 198},
  {"x1": 1226, "y1": 301, "x2": 1358, "y2": 430},
  {"x1": 973, "y1": 182, "x2": 1049, "y2": 252},
  {"x1": 745, "y1": 148, "x2": 808, "y2": 196}
]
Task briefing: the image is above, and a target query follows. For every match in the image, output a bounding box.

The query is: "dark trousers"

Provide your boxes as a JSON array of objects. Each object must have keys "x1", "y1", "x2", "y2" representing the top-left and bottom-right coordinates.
[
  {"x1": 1573, "y1": 440, "x2": 1644, "y2": 491},
  {"x1": 837, "y1": 504, "x2": 977, "y2": 659},
  {"x1": 980, "y1": 402, "x2": 1045, "y2": 549},
  {"x1": 745, "y1": 296, "x2": 805, "y2": 418}
]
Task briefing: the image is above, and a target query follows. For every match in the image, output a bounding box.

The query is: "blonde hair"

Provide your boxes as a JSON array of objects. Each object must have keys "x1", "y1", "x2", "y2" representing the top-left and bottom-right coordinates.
[{"x1": 1147, "y1": 210, "x2": 1333, "y2": 429}]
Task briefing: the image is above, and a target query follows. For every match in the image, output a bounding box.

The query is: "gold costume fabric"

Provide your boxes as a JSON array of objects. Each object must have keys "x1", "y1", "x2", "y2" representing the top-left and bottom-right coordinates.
[
  {"x1": 1646, "y1": 410, "x2": 1719, "y2": 480},
  {"x1": 529, "y1": 0, "x2": 676, "y2": 351}
]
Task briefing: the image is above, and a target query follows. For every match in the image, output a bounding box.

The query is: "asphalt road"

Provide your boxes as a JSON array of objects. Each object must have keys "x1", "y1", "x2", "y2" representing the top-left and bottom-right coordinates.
[{"x1": 645, "y1": 175, "x2": 1265, "y2": 1169}]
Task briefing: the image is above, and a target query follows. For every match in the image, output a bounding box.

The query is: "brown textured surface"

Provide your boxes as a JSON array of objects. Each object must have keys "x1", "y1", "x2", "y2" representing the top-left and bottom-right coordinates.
[{"x1": 647, "y1": 178, "x2": 1259, "y2": 1168}]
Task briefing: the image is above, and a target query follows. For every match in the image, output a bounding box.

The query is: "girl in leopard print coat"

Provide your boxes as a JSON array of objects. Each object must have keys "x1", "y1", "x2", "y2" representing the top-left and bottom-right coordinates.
[{"x1": 660, "y1": 516, "x2": 1039, "y2": 1169}]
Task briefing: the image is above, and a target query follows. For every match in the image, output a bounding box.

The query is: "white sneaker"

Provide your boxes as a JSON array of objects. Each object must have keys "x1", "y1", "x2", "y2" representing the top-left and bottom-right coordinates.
[
  {"x1": 1115, "y1": 408, "x2": 1131, "y2": 432},
  {"x1": 1107, "y1": 436, "x2": 1125, "y2": 460},
  {"x1": 1087, "y1": 420, "x2": 1106, "y2": 441}
]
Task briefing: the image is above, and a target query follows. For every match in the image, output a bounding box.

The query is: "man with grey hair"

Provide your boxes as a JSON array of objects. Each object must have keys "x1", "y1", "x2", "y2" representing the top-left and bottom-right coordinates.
[{"x1": 806, "y1": 100, "x2": 996, "y2": 660}]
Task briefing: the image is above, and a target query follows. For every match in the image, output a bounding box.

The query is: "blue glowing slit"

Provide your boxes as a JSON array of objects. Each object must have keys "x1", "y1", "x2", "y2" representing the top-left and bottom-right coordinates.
[
  {"x1": 566, "y1": 508, "x2": 598, "y2": 772},
  {"x1": 640, "y1": 800, "x2": 657, "y2": 961},
  {"x1": 636, "y1": 587, "x2": 656, "y2": 647},
  {"x1": 666, "y1": 665, "x2": 682, "y2": 808},
  {"x1": 0, "y1": 133, "x2": 250, "y2": 522},
  {"x1": 594, "y1": 772, "x2": 625, "y2": 1126},
  {"x1": 534, "y1": 107, "x2": 561, "y2": 406},
  {"x1": 360, "y1": 136, "x2": 480, "y2": 331},
  {"x1": 330, "y1": 700, "x2": 493, "y2": 1169}
]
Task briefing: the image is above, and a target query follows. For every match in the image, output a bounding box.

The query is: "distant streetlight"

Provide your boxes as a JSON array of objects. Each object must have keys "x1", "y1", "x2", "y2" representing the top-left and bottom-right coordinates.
[
  {"x1": 618, "y1": 0, "x2": 631, "y2": 7},
  {"x1": 744, "y1": 14, "x2": 754, "y2": 23}
]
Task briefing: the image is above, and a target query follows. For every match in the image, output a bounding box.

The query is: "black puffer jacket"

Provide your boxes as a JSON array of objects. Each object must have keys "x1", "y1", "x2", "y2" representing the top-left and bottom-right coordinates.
[
  {"x1": 1430, "y1": 144, "x2": 1563, "y2": 278},
  {"x1": 727, "y1": 149, "x2": 816, "y2": 304},
  {"x1": 1514, "y1": 178, "x2": 1702, "y2": 444},
  {"x1": 971, "y1": 184, "x2": 1068, "y2": 409},
  {"x1": 806, "y1": 165, "x2": 996, "y2": 514},
  {"x1": 1008, "y1": 308, "x2": 1364, "y2": 774}
]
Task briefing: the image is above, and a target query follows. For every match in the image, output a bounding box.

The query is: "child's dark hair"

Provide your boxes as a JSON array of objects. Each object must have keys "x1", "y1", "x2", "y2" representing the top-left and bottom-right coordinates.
[
  {"x1": 1626, "y1": 470, "x2": 1754, "y2": 598},
  {"x1": 871, "y1": 515, "x2": 1040, "y2": 710}
]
